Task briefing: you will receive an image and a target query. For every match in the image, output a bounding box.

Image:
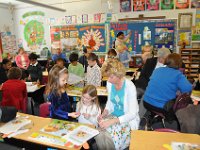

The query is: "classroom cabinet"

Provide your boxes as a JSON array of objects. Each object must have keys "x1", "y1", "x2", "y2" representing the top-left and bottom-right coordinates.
[{"x1": 180, "y1": 48, "x2": 200, "y2": 79}]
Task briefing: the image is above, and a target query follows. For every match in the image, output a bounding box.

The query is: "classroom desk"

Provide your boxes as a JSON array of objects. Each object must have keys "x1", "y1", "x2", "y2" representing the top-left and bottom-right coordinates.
[
  {"x1": 126, "y1": 68, "x2": 138, "y2": 73},
  {"x1": 130, "y1": 130, "x2": 200, "y2": 150},
  {"x1": 5, "y1": 113, "x2": 82, "y2": 150},
  {"x1": 66, "y1": 86, "x2": 108, "y2": 97}
]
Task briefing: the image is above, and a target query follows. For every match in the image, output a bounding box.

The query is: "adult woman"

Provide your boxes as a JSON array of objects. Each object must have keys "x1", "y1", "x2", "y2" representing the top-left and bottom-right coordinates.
[
  {"x1": 143, "y1": 53, "x2": 192, "y2": 119},
  {"x1": 15, "y1": 47, "x2": 30, "y2": 70},
  {"x1": 95, "y1": 59, "x2": 139, "y2": 150}
]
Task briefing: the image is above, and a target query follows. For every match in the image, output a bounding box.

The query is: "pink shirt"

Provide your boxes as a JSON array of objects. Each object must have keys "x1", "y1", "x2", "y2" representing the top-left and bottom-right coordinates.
[{"x1": 15, "y1": 53, "x2": 30, "y2": 69}]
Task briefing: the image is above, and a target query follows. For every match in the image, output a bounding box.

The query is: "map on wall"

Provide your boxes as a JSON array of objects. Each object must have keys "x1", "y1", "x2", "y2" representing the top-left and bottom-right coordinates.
[
  {"x1": 110, "y1": 20, "x2": 176, "y2": 54},
  {"x1": 50, "y1": 24, "x2": 106, "y2": 53}
]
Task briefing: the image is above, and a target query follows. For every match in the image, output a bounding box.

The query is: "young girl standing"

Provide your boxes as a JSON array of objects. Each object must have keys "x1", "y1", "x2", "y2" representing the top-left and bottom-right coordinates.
[
  {"x1": 46, "y1": 65, "x2": 79, "y2": 120},
  {"x1": 76, "y1": 85, "x2": 101, "y2": 127}
]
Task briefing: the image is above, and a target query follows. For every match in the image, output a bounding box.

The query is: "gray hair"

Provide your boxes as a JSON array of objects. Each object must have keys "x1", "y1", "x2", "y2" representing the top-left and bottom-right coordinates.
[{"x1": 157, "y1": 48, "x2": 171, "y2": 58}]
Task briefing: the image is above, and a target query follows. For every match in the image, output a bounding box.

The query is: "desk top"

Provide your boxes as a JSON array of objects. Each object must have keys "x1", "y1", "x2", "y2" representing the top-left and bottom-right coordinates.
[
  {"x1": 126, "y1": 68, "x2": 138, "y2": 73},
  {"x1": 8, "y1": 113, "x2": 81, "y2": 150},
  {"x1": 66, "y1": 86, "x2": 107, "y2": 97},
  {"x1": 130, "y1": 130, "x2": 200, "y2": 150}
]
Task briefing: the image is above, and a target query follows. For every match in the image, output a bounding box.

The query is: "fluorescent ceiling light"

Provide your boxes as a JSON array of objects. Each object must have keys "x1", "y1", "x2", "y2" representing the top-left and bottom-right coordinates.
[{"x1": 16, "y1": 0, "x2": 66, "y2": 12}]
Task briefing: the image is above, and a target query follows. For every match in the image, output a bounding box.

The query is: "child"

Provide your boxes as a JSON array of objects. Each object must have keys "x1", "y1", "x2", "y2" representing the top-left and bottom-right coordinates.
[
  {"x1": 86, "y1": 53, "x2": 102, "y2": 87},
  {"x1": 47, "y1": 58, "x2": 65, "y2": 72},
  {"x1": 76, "y1": 85, "x2": 101, "y2": 127},
  {"x1": 1, "y1": 67, "x2": 27, "y2": 112},
  {"x1": 27, "y1": 53, "x2": 42, "y2": 83},
  {"x1": 46, "y1": 65, "x2": 79, "y2": 120},
  {"x1": 78, "y1": 46, "x2": 91, "y2": 73},
  {"x1": 105, "y1": 48, "x2": 118, "y2": 61},
  {"x1": 68, "y1": 52, "x2": 84, "y2": 78},
  {"x1": 0, "y1": 58, "x2": 12, "y2": 84}
]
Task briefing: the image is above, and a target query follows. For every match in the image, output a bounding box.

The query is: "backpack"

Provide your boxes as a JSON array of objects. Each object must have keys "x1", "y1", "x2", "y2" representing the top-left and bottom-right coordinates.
[{"x1": 173, "y1": 93, "x2": 192, "y2": 112}]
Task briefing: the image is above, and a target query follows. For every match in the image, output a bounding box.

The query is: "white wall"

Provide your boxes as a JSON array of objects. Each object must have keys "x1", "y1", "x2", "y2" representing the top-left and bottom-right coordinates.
[
  {"x1": 12, "y1": 0, "x2": 197, "y2": 52},
  {"x1": 0, "y1": 4, "x2": 14, "y2": 33}
]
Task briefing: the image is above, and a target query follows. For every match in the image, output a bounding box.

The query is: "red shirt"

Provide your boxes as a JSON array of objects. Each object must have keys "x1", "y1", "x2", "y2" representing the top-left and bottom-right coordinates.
[{"x1": 1, "y1": 79, "x2": 27, "y2": 112}]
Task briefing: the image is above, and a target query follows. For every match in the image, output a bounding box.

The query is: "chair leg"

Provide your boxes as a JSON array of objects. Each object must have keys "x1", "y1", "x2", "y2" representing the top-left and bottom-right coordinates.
[{"x1": 161, "y1": 118, "x2": 166, "y2": 128}]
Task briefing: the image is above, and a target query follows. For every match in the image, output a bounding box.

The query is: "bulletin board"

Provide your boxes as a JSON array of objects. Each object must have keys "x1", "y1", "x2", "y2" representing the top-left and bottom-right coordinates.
[
  {"x1": 110, "y1": 20, "x2": 176, "y2": 54},
  {"x1": 50, "y1": 23, "x2": 106, "y2": 53}
]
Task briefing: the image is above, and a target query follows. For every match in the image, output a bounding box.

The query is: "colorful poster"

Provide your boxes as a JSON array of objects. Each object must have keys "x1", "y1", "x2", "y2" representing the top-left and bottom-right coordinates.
[
  {"x1": 191, "y1": 0, "x2": 200, "y2": 8},
  {"x1": 176, "y1": 0, "x2": 189, "y2": 9},
  {"x1": 192, "y1": 26, "x2": 200, "y2": 41},
  {"x1": 110, "y1": 20, "x2": 176, "y2": 54},
  {"x1": 82, "y1": 14, "x2": 88, "y2": 23},
  {"x1": 161, "y1": 0, "x2": 174, "y2": 10},
  {"x1": 94, "y1": 13, "x2": 102, "y2": 23},
  {"x1": 24, "y1": 20, "x2": 44, "y2": 50},
  {"x1": 146, "y1": 0, "x2": 159, "y2": 10},
  {"x1": 1, "y1": 33, "x2": 17, "y2": 55},
  {"x1": 120, "y1": 0, "x2": 131, "y2": 12},
  {"x1": 178, "y1": 30, "x2": 191, "y2": 46},
  {"x1": 21, "y1": 11, "x2": 46, "y2": 52},
  {"x1": 133, "y1": 0, "x2": 145, "y2": 11},
  {"x1": 57, "y1": 24, "x2": 106, "y2": 53}
]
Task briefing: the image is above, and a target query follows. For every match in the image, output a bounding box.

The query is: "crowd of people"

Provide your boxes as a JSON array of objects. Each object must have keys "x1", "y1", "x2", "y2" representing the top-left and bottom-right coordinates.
[{"x1": 0, "y1": 31, "x2": 200, "y2": 149}]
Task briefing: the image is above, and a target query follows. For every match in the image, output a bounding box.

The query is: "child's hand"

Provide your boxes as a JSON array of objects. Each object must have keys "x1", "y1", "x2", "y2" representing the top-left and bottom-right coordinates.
[
  {"x1": 28, "y1": 75, "x2": 31, "y2": 81},
  {"x1": 69, "y1": 112, "x2": 80, "y2": 118},
  {"x1": 97, "y1": 115, "x2": 103, "y2": 123},
  {"x1": 82, "y1": 113, "x2": 91, "y2": 119}
]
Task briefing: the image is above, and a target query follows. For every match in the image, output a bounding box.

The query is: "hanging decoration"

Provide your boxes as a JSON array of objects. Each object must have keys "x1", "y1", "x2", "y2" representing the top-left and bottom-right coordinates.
[
  {"x1": 133, "y1": 0, "x2": 145, "y2": 11},
  {"x1": 146, "y1": 0, "x2": 159, "y2": 11},
  {"x1": 175, "y1": 0, "x2": 189, "y2": 9},
  {"x1": 120, "y1": 0, "x2": 131, "y2": 12}
]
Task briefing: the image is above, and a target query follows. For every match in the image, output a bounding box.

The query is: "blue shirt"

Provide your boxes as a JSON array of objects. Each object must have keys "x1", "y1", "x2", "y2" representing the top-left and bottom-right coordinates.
[
  {"x1": 111, "y1": 81, "x2": 125, "y2": 117},
  {"x1": 144, "y1": 67, "x2": 192, "y2": 108},
  {"x1": 48, "y1": 91, "x2": 71, "y2": 120},
  {"x1": 52, "y1": 53, "x2": 68, "y2": 62}
]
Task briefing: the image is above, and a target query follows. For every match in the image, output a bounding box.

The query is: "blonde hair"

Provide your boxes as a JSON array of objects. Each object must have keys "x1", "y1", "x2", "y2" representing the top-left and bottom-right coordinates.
[
  {"x1": 46, "y1": 65, "x2": 68, "y2": 96},
  {"x1": 142, "y1": 45, "x2": 153, "y2": 54},
  {"x1": 101, "y1": 59, "x2": 126, "y2": 78},
  {"x1": 77, "y1": 85, "x2": 100, "y2": 111}
]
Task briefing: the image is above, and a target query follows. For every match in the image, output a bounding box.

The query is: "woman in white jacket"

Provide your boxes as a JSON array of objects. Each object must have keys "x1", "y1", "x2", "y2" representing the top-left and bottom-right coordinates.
[{"x1": 95, "y1": 59, "x2": 140, "y2": 150}]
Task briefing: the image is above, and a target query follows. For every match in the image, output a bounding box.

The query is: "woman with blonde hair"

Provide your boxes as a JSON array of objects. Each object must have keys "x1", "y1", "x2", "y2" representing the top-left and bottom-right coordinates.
[{"x1": 95, "y1": 59, "x2": 140, "y2": 150}]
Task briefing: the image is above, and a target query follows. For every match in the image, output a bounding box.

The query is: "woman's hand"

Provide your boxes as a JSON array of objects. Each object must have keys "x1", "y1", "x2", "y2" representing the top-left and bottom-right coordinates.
[
  {"x1": 97, "y1": 109, "x2": 108, "y2": 122},
  {"x1": 82, "y1": 113, "x2": 91, "y2": 119},
  {"x1": 69, "y1": 112, "x2": 80, "y2": 118},
  {"x1": 99, "y1": 118, "x2": 119, "y2": 129}
]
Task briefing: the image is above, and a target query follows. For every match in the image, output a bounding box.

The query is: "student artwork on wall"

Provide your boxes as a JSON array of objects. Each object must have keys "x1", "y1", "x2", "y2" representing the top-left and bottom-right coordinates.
[
  {"x1": 51, "y1": 24, "x2": 106, "y2": 53},
  {"x1": 192, "y1": 26, "x2": 200, "y2": 41},
  {"x1": 191, "y1": 0, "x2": 200, "y2": 8},
  {"x1": 94, "y1": 13, "x2": 102, "y2": 23},
  {"x1": 178, "y1": 30, "x2": 191, "y2": 46},
  {"x1": 82, "y1": 14, "x2": 88, "y2": 23},
  {"x1": 110, "y1": 20, "x2": 176, "y2": 54},
  {"x1": 133, "y1": 0, "x2": 145, "y2": 11},
  {"x1": 175, "y1": 0, "x2": 190, "y2": 9},
  {"x1": 20, "y1": 11, "x2": 46, "y2": 52},
  {"x1": 161, "y1": 0, "x2": 174, "y2": 10},
  {"x1": 146, "y1": 0, "x2": 159, "y2": 11},
  {"x1": 65, "y1": 16, "x2": 72, "y2": 24},
  {"x1": 120, "y1": 0, "x2": 131, "y2": 12}
]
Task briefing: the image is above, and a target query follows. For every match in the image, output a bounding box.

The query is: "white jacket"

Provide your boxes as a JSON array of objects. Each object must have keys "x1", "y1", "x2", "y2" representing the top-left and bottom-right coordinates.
[{"x1": 105, "y1": 79, "x2": 140, "y2": 130}]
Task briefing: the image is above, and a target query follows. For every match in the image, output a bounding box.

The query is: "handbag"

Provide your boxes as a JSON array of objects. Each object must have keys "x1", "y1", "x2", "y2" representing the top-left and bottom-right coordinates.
[{"x1": 173, "y1": 93, "x2": 192, "y2": 112}]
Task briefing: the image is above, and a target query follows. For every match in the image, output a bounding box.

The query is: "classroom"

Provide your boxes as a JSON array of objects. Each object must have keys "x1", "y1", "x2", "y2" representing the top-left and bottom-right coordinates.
[{"x1": 0, "y1": 0, "x2": 200, "y2": 149}]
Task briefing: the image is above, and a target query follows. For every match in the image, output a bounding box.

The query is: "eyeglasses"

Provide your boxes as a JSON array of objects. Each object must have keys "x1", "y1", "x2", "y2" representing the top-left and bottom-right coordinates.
[{"x1": 81, "y1": 96, "x2": 96, "y2": 101}]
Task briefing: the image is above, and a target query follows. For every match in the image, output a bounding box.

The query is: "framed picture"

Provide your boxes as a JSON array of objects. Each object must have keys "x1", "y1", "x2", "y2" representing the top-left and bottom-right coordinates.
[
  {"x1": 120, "y1": 0, "x2": 131, "y2": 12},
  {"x1": 178, "y1": 13, "x2": 193, "y2": 29}
]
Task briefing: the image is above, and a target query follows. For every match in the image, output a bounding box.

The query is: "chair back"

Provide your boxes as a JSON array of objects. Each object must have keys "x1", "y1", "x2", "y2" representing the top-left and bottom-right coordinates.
[
  {"x1": 154, "y1": 128, "x2": 179, "y2": 133},
  {"x1": 39, "y1": 102, "x2": 51, "y2": 117}
]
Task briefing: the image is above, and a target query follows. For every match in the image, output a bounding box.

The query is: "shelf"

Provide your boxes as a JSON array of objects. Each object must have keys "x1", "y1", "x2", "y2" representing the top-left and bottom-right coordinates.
[{"x1": 180, "y1": 48, "x2": 200, "y2": 79}]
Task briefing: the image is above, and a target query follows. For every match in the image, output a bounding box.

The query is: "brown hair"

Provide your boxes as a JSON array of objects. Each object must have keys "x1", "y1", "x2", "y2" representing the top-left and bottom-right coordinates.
[
  {"x1": 165, "y1": 53, "x2": 182, "y2": 69},
  {"x1": 107, "y1": 48, "x2": 117, "y2": 58},
  {"x1": 87, "y1": 53, "x2": 98, "y2": 61},
  {"x1": 7, "y1": 67, "x2": 22, "y2": 79},
  {"x1": 46, "y1": 65, "x2": 68, "y2": 96},
  {"x1": 78, "y1": 85, "x2": 100, "y2": 111},
  {"x1": 18, "y1": 47, "x2": 24, "y2": 54},
  {"x1": 101, "y1": 59, "x2": 126, "y2": 78}
]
